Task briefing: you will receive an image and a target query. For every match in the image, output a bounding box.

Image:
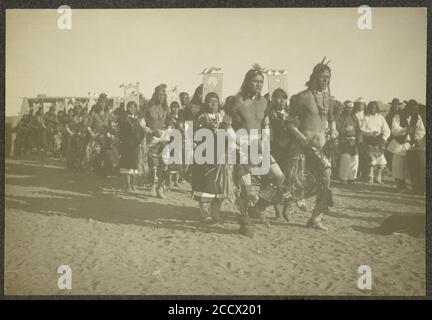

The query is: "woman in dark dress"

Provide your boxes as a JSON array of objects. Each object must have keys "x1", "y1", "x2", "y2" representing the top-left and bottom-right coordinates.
[
  {"x1": 118, "y1": 101, "x2": 147, "y2": 192},
  {"x1": 191, "y1": 92, "x2": 231, "y2": 223}
]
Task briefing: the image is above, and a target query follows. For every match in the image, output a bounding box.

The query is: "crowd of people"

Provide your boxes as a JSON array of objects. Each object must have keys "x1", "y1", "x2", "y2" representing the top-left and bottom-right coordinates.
[{"x1": 10, "y1": 60, "x2": 427, "y2": 238}]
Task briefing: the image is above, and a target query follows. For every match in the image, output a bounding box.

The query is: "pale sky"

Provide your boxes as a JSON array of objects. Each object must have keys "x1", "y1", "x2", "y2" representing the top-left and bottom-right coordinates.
[{"x1": 5, "y1": 7, "x2": 427, "y2": 116}]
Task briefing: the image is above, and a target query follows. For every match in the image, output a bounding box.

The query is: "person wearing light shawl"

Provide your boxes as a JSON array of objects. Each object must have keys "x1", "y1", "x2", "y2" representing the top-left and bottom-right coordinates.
[
  {"x1": 387, "y1": 99, "x2": 425, "y2": 193},
  {"x1": 284, "y1": 57, "x2": 338, "y2": 231},
  {"x1": 336, "y1": 100, "x2": 360, "y2": 183},
  {"x1": 360, "y1": 101, "x2": 391, "y2": 184},
  {"x1": 384, "y1": 98, "x2": 404, "y2": 170}
]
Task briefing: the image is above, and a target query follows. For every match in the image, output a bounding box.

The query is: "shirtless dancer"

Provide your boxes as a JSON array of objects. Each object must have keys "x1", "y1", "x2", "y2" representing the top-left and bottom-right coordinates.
[
  {"x1": 223, "y1": 68, "x2": 285, "y2": 238},
  {"x1": 285, "y1": 59, "x2": 338, "y2": 231},
  {"x1": 145, "y1": 84, "x2": 170, "y2": 198}
]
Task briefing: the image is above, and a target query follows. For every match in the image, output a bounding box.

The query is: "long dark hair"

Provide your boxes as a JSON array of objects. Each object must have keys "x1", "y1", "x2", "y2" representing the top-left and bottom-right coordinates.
[
  {"x1": 400, "y1": 100, "x2": 419, "y2": 128},
  {"x1": 364, "y1": 101, "x2": 380, "y2": 115},
  {"x1": 190, "y1": 84, "x2": 203, "y2": 105},
  {"x1": 147, "y1": 84, "x2": 169, "y2": 110},
  {"x1": 305, "y1": 63, "x2": 331, "y2": 90},
  {"x1": 270, "y1": 88, "x2": 288, "y2": 110},
  {"x1": 126, "y1": 101, "x2": 138, "y2": 116},
  {"x1": 239, "y1": 69, "x2": 264, "y2": 98},
  {"x1": 203, "y1": 92, "x2": 221, "y2": 113}
]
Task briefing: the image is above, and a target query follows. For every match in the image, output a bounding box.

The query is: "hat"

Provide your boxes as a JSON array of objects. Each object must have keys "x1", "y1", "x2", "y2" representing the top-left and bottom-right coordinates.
[
  {"x1": 389, "y1": 98, "x2": 403, "y2": 105},
  {"x1": 97, "y1": 93, "x2": 108, "y2": 103},
  {"x1": 354, "y1": 97, "x2": 365, "y2": 105},
  {"x1": 343, "y1": 100, "x2": 354, "y2": 108},
  {"x1": 405, "y1": 99, "x2": 418, "y2": 107}
]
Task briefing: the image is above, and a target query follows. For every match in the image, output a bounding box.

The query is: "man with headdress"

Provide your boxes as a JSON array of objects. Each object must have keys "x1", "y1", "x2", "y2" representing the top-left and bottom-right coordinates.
[
  {"x1": 144, "y1": 84, "x2": 171, "y2": 198},
  {"x1": 284, "y1": 57, "x2": 338, "y2": 231},
  {"x1": 222, "y1": 66, "x2": 285, "y2": 238}
]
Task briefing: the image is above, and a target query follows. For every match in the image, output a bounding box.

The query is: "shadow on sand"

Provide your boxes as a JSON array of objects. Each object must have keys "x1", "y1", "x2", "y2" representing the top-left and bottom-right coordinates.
[
  {"x1": 352, "y1": 214, "x2": 425, "y2": 237},
  {"x1": 6, "y1": 158, "x2": 244, "y2": 235}
]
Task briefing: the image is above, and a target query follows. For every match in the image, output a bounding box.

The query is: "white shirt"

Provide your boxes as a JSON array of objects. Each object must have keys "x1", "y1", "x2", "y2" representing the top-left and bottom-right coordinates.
[
  {"x1": 355, "y1": 110, "x2": 364, "y2": 126},
  {"x1": 361, "y1": 113, "x2": 391, "y2": 141}
]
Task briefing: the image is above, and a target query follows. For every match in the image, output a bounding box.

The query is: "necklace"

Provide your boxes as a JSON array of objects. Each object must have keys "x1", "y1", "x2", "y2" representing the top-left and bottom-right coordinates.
[{"x1": 312, "y1": 90, "x2": 329, "y2": 118}]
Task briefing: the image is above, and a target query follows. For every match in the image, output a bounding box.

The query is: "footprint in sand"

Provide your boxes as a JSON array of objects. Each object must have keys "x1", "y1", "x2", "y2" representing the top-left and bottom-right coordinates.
[
  {"x1": 91, "y1": 280, "x2": 101, "y2": 291},
  {"x1": 324, "y1": 282, "x2": 334, "y2": 291}
]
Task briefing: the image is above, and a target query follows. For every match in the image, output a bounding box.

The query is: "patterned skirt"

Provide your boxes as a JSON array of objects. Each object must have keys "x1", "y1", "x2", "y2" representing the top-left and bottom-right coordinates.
[{"x1": 192, "y1": 163, "x2": 233, "y2": 202}]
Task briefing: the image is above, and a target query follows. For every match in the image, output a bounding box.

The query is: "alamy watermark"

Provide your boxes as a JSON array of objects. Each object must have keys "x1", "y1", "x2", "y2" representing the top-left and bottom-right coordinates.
[
  {"x1": 57, "y1": 265, "x2": 72, "y2": 290},
  {"x1": 161, "y1": 122, "x2": 271, "y2": 176},
  {"x1": 357, "y1": 265, "x2": 372, "y2": 290}
]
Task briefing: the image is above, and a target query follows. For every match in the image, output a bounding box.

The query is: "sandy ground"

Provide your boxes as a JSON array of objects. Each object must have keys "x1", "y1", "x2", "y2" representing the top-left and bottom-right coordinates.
[{"x1": 4, "y1": 157, "x2": 426, "y2": 296}]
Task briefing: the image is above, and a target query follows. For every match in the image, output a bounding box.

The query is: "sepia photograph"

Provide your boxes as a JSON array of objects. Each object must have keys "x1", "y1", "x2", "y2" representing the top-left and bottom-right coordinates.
[{"x1": 4, "y1": 6, "x2": 428, "y2": 297}]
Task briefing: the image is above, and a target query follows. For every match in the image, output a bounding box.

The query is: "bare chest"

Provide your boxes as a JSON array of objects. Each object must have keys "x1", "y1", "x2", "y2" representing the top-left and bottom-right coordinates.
[{"x1": 235, "y1": 99, "x2": 267, "y2": 129}]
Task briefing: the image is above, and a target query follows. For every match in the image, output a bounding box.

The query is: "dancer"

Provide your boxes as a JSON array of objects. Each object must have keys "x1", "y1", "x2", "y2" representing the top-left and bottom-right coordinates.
[
  {"x1": 284, "y1": 57, "x2": 338, "y2": 231},
  {"x1": 223, "y1": 66, "x2": 285, "y2": 237},
  {"x1": 192, "y1": 92, "x2": 230, "y2": 223},
  {"x1": 145, "y1": 84, "x2": 170, "y2": 198}
]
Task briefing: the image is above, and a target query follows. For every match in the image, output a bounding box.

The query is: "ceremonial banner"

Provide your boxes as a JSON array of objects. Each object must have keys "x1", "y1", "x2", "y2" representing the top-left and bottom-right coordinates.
[
  {"x1": 166, "y1": 86, "x2": 181, "y2": 107},
  {"x1": 64, "y1": 98, "x2": 72, "y2": 112},
  {"x1": 112, "y1": 96, "x2": 121, "y2": 111},
  {"x1": 267, "y1": 69, "x2": 288, "y2": 98},
  {"x1": 20, "y1": 98, "x2": 30, "y2": 115},
  {"x1": 121, "y1": 82, "x2": 140, "y2": 110},
  {"x1": 201, "y1": 67, "x2": 223, "y2": 103},
  {"x1": 87, "y1": 93, "x2": 97, "y2": 110}
]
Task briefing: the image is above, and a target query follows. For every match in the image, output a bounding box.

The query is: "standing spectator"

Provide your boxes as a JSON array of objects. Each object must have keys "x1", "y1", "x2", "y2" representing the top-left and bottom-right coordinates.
[
  {"x1": 179, "y1": 92, "x2": 190, "y2": 109},
  {"x1": 336, "y1": 101, "x2": 360, "y2": 184},
  {"x1": 118, "y1": 101, "x2": 147, "y2": 192},
  {"x1": 384, "y1": 98, "x2": 404, "y2": 169},
  {"x1": 360, "y1": 101, "x2": 391, "y2": 184},
  {"x1": 387, "y1": 100, "x2": 425, "y2": 193},
  {"x1": 353, "y1": 97, "x2": 366, "y2": 180}
]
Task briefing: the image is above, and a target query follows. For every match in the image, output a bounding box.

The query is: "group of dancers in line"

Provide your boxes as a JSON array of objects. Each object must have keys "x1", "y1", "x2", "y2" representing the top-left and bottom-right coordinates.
[{"x1": 11, "y1": 58, "x2": 426, "y2": 238}]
